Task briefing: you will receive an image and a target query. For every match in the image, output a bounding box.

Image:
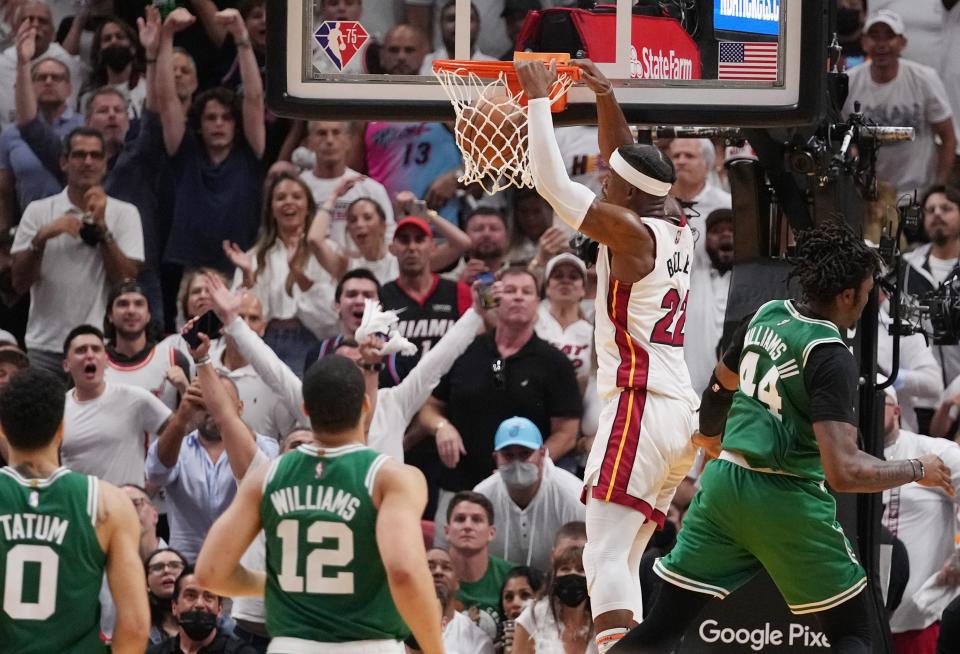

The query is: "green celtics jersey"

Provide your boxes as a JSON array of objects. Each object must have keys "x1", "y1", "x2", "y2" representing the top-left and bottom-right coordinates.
[
  {"x1": 261, "y1": 443, "x2": 408, "y2": 643},
  {"x1": 0, "y1": 467, "x2": 106, "y2": 654},
  {"x1": 723, "y1": 300, "x2": 847, "y2": 480}
]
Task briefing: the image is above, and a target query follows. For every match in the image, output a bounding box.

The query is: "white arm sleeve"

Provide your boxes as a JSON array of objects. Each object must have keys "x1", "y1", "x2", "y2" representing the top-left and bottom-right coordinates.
[{"x1": 527, "y1": 97, "x2": 597, "y2": 230}]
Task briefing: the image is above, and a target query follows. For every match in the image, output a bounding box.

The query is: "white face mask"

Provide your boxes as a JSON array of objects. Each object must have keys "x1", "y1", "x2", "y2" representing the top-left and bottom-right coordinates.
[{"x1": 499, "y1": 461, "x2": 539, "y2": 489}]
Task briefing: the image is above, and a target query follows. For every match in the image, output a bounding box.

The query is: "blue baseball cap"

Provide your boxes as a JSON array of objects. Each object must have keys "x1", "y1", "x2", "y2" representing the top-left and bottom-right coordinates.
[{"x1": 494, "y1": 417, "x2": 544, "y2": 451}]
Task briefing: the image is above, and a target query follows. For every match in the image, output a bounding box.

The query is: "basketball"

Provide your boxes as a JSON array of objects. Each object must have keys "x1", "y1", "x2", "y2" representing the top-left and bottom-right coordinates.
[{"x1": 456, "y1": 92, "x2": 526, "y2": 170}]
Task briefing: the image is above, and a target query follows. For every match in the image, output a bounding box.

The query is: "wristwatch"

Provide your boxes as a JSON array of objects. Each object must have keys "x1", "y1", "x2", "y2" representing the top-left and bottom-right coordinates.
[{"x1": 360, "y1": 361, "x2": 385, "y2": 372}]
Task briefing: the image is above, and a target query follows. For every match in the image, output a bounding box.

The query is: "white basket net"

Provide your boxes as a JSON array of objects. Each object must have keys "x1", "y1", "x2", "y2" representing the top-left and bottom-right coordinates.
[{"x1": 433, "y1": 65, "x2": 576, "y2": 195}]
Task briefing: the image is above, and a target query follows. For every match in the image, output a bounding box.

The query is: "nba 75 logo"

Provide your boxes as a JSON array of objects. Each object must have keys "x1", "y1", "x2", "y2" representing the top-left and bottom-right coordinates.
[{"x1": 315, "y1": 21, "x2": 369, "y2": 71}]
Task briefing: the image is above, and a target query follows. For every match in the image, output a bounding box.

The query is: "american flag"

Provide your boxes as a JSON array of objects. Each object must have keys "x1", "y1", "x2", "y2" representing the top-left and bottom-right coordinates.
[{"x1": 718, "y1": 42, "x2": 778, "y2": 81}]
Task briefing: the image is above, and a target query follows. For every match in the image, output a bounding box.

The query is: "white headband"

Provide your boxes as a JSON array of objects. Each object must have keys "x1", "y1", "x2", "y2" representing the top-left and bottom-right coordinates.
[{"x1": 608, "y1": 150, "x2": 673, "y2": 197}]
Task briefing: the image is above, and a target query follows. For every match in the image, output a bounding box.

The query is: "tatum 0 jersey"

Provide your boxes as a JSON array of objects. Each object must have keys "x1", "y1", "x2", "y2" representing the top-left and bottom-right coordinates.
[
  {"x1": 723, "y1": 300, "x2": 847, "y2": 480},
  {"x1": 261, "y1": 443, "x2": 408, "y2": 644},
  {"x1": 594, "y1": 217, "x2": 698, "y2": 408},
  {"x1": 0, "y1": 467, "x2": 106, "y2": 653}
]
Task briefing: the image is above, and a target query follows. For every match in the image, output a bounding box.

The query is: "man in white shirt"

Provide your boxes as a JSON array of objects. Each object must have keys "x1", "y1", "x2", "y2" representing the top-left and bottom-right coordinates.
[
  {"x1": 211, "y1": 290, "x2": 304, "y2": 440},
  {"x1": 61, "y1": 325, "x2": 171, "y2": 487},
  {"x1": 438, "y1": 416, "x2": 585, "y2": 572},
  {"x1": 10, "y1": 127, "x2": 143, "y2": 374},
  {"x1": 684, "y1": 209, "x2": 733, "y2": 395},
  {"x1": 841, "y1": 9, "x2": 955, "y2": 197},
  {"x1": 299, "y1": 120, "x2": 394, "y2": 249},
  {"x1": 882, "y1": 385, "x2": 960, "y2": 650},
  {"x1": 667, "y1": 138, "x2": 731, "y2": 268},
  {"x1": 0, "y1": 2, "x2": 87, "y2": 128},
  {"x1": 428, "y1": 547, "x2": 496, "y2": 654}
]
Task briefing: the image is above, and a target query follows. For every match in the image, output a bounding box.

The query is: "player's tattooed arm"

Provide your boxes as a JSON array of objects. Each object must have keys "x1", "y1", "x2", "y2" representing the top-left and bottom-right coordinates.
[{"x1": 815, "y1": 420, "x2": 956, "y2": 494}]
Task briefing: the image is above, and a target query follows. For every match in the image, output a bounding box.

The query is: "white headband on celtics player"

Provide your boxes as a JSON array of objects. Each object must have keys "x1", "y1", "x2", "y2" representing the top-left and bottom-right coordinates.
[{"x1": 608, "y1": 149, "x2": 673, "y2": 197}]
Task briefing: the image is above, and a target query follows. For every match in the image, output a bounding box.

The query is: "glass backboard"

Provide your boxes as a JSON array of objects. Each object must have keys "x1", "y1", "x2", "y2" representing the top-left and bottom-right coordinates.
[{"x1": 266, "y1": 0, "x2": 827, "y2": 127}]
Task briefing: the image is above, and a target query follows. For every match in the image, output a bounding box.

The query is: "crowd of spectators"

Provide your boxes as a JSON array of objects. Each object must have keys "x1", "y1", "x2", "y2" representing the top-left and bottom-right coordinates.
[{"x1": 1, "y1": 1, "x2": 960, "y2": 653}]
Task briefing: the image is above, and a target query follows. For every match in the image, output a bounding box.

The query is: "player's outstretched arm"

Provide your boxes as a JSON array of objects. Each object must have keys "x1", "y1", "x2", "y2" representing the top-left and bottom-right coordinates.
[
  {"x1": 195, "y1": 463, "x2": 267, "y2": 597},
  {"x1": 571, "y1": 59, "x2": 633, "y2": 160},
  {"x1": 99, "y1": 482, "x2": 150, "y2": 654},
  {"x1": 514, "y1": 60, "x2": 652, "y2": 259},
  {"x1": 374, "y1": 461, "x2": 444, "y2": 654},
  {"x1": 815, "y1": 420, "x2": 955, "y2": 494}
]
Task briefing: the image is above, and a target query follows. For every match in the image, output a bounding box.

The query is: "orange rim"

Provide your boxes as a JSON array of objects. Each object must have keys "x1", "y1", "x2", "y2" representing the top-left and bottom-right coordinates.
[
  {"x1": 432, "y1": 59, "x2": 580, "y2": 111},
  {"x1": 432, "y1": 59, "x2": 581, "y2": 82}
]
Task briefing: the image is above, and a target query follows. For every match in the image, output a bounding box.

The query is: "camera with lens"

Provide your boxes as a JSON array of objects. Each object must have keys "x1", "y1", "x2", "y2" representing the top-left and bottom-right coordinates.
[{"x1": 918, "y1": 274, "x2": 960, "y2": 345}]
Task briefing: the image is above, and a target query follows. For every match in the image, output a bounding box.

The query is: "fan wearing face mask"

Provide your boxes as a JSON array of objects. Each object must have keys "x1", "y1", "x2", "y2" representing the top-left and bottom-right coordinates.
[
  {"x1": 77, "y1": 17, "x2": 146, "y2": 121},
  {"x1": 146, "y1": 564, "x2": 256, "y2": 654},
  {"x1": 512, "y1": 546, "x2": 596, "y2": 654},
  {"x1": 470, "y1": 417, "x2": 586, "y2": 574}
]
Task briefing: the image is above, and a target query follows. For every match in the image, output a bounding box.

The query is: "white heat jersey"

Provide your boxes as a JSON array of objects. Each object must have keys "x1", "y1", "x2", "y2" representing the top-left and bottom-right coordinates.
[
  {"x1": 594, "y1": 217, "x2": 698, "y2": 409},
  {"x1": 105, "y1": 341, "x2": 181, "y2": 410}
]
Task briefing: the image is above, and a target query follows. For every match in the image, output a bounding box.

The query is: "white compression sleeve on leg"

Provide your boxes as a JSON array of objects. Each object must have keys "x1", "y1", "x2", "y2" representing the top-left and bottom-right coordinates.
[{"x1": 527, "y1": 97, "x2": 596, "y2": 230}]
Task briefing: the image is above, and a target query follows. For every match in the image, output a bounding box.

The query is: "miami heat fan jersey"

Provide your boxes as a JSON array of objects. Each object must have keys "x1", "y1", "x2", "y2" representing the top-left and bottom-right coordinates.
[
  {"x1": 104, "y1": 341, "x2": 183, "y2": 410},
  {"x1": 594, "y1": 217, "x2": 698, "y2": 409}
]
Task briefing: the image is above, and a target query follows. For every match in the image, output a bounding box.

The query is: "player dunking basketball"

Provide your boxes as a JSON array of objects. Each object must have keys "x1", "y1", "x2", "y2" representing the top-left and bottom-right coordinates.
[{"x1": 515, "y1": 60, "x2": 698, "y2": 653}]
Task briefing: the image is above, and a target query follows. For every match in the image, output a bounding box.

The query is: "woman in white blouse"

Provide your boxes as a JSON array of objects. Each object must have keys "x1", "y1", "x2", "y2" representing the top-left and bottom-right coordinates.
[
  {"x1": 223, "y1": 172, "x2": 337, "y2": 376},
  {"x1": 513, "y1": 545, "x2": 596, "y2": 654},
  {"x1": 307, "y1": 185, "x2": 472, "y2": 284}
]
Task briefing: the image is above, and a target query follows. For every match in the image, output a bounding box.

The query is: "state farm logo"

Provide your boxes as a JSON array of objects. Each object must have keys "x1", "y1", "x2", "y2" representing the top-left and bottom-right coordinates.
[
  {"x1": 630, "y1": 45, "x2": 695, "y2": 80},
  {"x1": 698, "y1": 620, "x2": 830, "y2": 650},
  {"x1": 315, "y1": 21, "x2": 369, "y2": 71}
]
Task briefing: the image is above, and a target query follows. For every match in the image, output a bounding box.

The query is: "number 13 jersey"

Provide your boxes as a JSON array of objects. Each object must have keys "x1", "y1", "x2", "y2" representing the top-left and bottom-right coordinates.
[
  {"x1": 594, "y1": 217, "x2": 698, "y2": 410},
  {"x1": 260, "y1": 443, "x2": 408, "y2": 644},
  {"x1": 0, "y1": 467, "x2": 105, "y2": 654}
]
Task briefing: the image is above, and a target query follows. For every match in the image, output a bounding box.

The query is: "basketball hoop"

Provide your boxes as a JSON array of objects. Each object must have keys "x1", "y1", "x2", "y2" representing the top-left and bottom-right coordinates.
[{"x1": 432, "y1": 57, "x2": 580, "y2": 195}]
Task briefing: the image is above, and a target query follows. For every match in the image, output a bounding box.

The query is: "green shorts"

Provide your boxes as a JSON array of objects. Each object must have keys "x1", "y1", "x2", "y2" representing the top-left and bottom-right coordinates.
[{"x1": 655, "y1": 459, "x2": 867, "y2": 614}]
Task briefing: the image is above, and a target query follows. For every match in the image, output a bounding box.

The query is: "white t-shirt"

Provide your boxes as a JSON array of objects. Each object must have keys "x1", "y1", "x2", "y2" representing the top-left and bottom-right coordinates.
[
  {"x1": 299, "y1": 167, "x2": 395, "y2": 250},
  {"x1": 444, "y1": 611, "x2": 495, "y2": 654},
  {"x1": 842, "y1": 58, "x2": 953, "y2": 197},
  {"x1": 515, "y1": 597, "x2": 598, "y2": 654},
  {"x1": 536, "y1": 303, "x2": 593, "y2": 387},
  {"x1": 10, "y1": 188, "x2": 145, "y2": 352},
  {"x1": 928, "y1": 255, "x2": 957, "y2": 285},
  {"x1": 942, "y1": 3, "x2": 960, "y2": 153},
  {"x1": 883, "y1": 430, "x2": 960, "y2": 632},
  {"x1": 62, "y1": 382, "x2": 171, "y2": 486},
  {"x1": 233, "y1": 240, "x2": 339, "y2": 340}
]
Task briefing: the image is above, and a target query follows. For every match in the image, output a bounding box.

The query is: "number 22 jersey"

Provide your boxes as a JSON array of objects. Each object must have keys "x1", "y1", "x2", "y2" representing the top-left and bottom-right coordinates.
[{"x1": 594, "y1": 217, "x2": 698, "y2": 409}]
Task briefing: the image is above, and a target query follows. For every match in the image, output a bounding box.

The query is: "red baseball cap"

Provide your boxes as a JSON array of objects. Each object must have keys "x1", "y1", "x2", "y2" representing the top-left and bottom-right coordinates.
[{"x1": 394, "y1": 216, "x2": 432, "y2": 239}]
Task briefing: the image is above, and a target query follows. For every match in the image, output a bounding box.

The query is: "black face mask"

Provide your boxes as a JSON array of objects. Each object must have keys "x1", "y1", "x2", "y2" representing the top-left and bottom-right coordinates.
[
  {"x1": 100, "y1": 44, "x2": 134, "y2": 72},
  {"x1": 553, "y1": 574, "x2": 588, "y2": 607},
  {"x1": 178, "y1": 609, "x2": 217, "y2": 641},
  {"x1": 836, "y1": 8, "x2": 862, "y2": 37}
]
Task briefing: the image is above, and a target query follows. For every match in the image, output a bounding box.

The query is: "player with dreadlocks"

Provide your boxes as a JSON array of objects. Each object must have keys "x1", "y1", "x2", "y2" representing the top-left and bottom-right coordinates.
[{"x1": 610, "y1": 220, "x2": 955, "y2": 654}]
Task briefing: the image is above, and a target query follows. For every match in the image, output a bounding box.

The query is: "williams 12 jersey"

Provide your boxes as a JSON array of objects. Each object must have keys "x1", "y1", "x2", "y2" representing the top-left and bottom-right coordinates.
[{"x1": 594, "y1": 216, "x2": 698, "y2": 409}]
